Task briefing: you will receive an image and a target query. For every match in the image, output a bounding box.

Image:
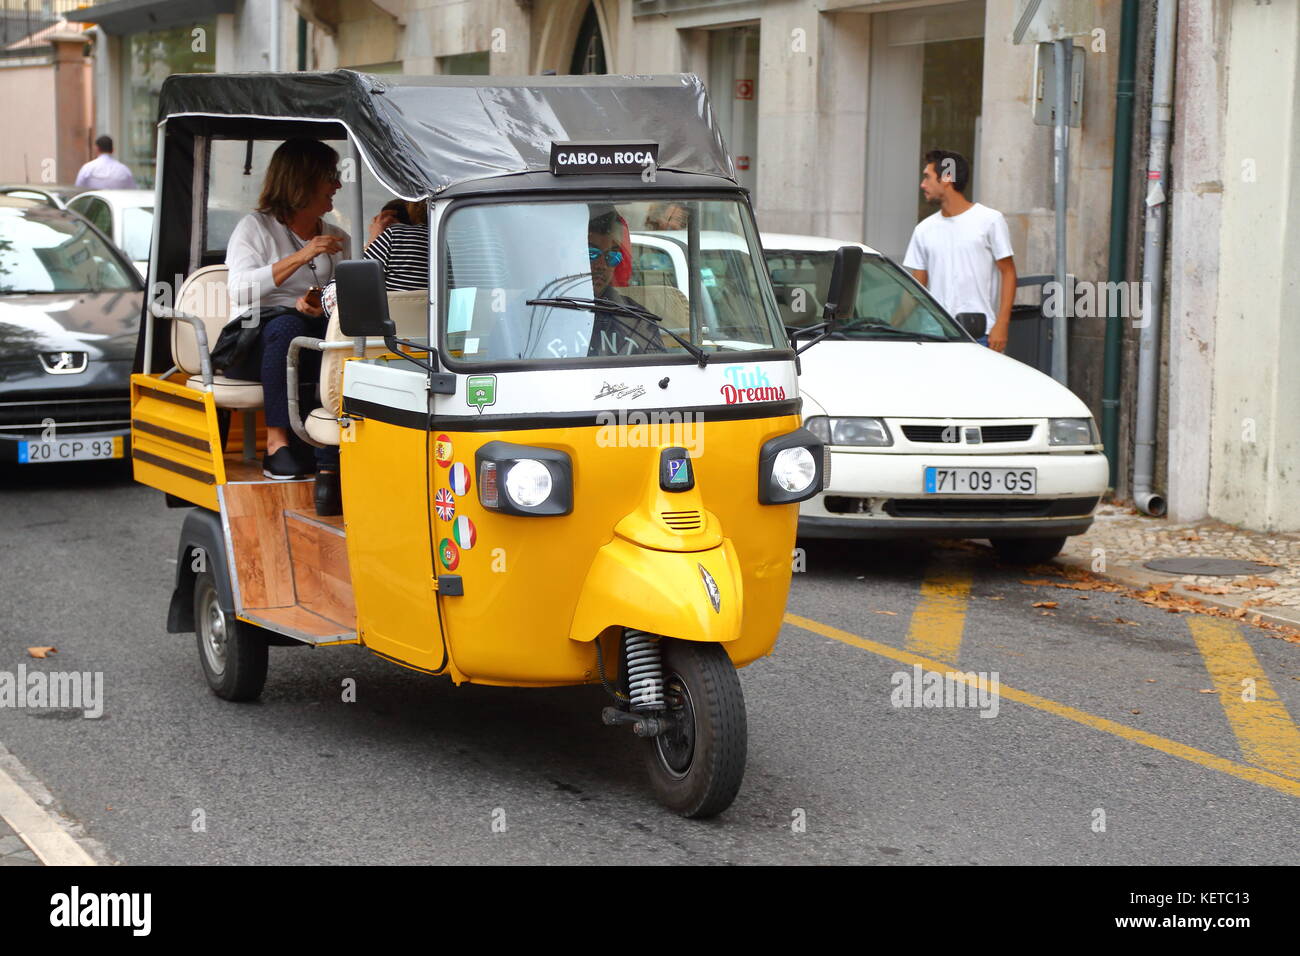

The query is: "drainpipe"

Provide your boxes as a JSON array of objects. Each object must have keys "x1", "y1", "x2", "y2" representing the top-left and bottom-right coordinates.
[
  {"x1": 1132, "y1": 0, "x2": 1176, "y2": 516},
  {"x1": 1100, "y1": 0, "x2": 1139, "y2": 489},
  {"x1": 269, "y1": 0, "x2": 281, "y2": 72}
]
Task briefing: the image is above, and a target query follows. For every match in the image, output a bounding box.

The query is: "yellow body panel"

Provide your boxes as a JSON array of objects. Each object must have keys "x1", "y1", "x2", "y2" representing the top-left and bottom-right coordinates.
[
  {"x1": 339, "y1": 416, "x2": 453, "y2": 676},
  {"x1": 129, "y1": 373, "x2": 226, "y2": 510},
  {"x1": 405, "y1": 415, "x2": 800, "y2": 686}
]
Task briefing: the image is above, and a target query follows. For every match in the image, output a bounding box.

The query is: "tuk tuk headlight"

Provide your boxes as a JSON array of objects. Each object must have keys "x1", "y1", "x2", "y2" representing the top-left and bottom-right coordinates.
[
  {"x1": 505, "y1": 459, "x2": 553, "y2": 508},
  {"x1": 759, "y1": 427, "x2": 825, "y2": 505},
  {"x1": 476, "y1": 442, "x2": 572, "y2": 516}
]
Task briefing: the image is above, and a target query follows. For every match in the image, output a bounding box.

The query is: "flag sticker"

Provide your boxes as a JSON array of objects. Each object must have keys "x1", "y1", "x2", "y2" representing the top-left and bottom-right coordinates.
[
  {"x1": 451, "y1": 462, "x2": 471, "y2": 496},
  {"x1": 453, "y1": 515, "x2": 477, "y2": 549},
  {"x1": 435, "y1": 434, "x2": 453, "y2": 467},
  {"x1": 438, "y1": 538, "x2": 460, "y2": 571},
  {"x1": 435, "y1": 487, "x2": 456, "y2": 521}
]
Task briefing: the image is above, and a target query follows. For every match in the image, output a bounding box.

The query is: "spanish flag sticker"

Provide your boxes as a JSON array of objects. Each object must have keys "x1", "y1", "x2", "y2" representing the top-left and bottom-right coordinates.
[
  {"x1": 435, "y1": 434, "x2": 453, "y2": 467},
  {"x1": 453, "y1": 515, "x2": 476, "y2": 549}
]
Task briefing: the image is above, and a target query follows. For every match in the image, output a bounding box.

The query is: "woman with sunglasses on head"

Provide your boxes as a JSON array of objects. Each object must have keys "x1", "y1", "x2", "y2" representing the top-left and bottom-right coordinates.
[{"x1": 224, "y1": 138, "x2": 351, "y2": 479}]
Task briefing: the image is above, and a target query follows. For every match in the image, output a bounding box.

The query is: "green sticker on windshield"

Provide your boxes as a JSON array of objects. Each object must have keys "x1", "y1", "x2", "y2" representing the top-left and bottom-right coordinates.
[
  {"x1": 701, "y1": 266, "x2": 717, "y2": 288},
  {"x1": 466, "y1": 374, "x2": 496, "y2": 414}
]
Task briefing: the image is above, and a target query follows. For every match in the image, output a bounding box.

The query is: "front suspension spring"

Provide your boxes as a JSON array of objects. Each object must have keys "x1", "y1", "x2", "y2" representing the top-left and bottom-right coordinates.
[{"x1": 624, "y1": 629, "x2": 664, "y2": 711}]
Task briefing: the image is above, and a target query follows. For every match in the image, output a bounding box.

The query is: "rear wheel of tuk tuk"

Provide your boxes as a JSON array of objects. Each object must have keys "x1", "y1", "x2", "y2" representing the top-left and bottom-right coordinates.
[
  {"x1": 642, "y1": 640, "x2": 746, "y2": 818},
  {"x1": 193, "y1": 571, "x2": 267, "y2": 702}
]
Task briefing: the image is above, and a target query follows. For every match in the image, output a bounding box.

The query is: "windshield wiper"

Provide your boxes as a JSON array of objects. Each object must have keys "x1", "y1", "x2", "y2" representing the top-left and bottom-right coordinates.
[
  {"x1": 834, "y1": 318, "x2": 949, "y2": 342},
  {"x1": 525, "y1": 295, "x2": 710, "y2": 366}
]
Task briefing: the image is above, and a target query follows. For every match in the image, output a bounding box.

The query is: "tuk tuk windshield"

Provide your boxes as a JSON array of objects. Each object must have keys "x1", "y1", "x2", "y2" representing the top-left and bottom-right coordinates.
[{"x1": 442, "y1": 198, "x2": 785, "y2": 363}]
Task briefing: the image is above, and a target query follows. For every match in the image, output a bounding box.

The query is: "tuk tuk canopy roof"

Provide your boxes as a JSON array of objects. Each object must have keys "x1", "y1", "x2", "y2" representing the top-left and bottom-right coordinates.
[{"x1": 157, "y1": 70, "x2": 738, "y2": 200}]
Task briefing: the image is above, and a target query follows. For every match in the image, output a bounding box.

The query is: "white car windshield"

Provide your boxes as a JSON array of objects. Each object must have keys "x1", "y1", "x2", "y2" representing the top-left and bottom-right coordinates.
[{"x1": 766, "y1": 249, "x2": 965, "y2": 341}]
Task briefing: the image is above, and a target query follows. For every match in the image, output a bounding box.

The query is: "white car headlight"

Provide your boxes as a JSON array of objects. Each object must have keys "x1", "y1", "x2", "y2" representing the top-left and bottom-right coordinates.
[
  {"x1": 1048, "y1": 418, "x2": 1098, "y2": 446},
  {"x1": 773, "y1": 446, "x2": 817, "y2": 494},
  {"x1": 505, "y1": 459, "x2": 553, "y2": 508},
  {"x1": 804, "y1": 415, "x2": 892, "y2": 446}
]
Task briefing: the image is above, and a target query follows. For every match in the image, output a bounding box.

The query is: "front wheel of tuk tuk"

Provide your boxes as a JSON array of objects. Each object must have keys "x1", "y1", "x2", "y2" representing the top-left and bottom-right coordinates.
[
  {"x1": 193, "y1": 571, "x2": 267, "y2": 702},
  {"x1": 642, "y1": 640, "x2": 747, "y2": 819}
]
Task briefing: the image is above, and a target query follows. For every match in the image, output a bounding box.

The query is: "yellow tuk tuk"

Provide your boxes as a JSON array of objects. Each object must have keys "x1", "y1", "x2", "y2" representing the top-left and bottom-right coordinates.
[{"x1": 131, "y1": 71, "x2": 855, "y2": 817}]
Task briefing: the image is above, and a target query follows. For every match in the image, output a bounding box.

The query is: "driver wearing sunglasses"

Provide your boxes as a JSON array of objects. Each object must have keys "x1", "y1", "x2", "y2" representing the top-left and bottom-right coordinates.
[{"x1": 586, "y1": 211, "x2": 662, "y2": 356}]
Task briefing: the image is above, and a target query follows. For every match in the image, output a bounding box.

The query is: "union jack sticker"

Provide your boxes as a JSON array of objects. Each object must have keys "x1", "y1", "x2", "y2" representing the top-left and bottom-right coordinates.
[{"x1": 434, "y1": 487, "x2": 456, "y2": 521}]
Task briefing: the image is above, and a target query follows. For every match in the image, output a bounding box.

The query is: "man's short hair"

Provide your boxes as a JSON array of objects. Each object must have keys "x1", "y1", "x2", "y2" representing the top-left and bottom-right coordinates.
[
  {"x1": 924, "y1": 148, "x2": 970, "y2": 195},
  {"x1": 95, "y1": 135, "x2": 113, "y2": 153}
]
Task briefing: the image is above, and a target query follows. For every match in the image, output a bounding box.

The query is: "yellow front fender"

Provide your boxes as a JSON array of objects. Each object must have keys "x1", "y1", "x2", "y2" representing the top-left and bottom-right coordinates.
[{"x1": 569, "y1": 537, "x2": 744, "y2": 644}]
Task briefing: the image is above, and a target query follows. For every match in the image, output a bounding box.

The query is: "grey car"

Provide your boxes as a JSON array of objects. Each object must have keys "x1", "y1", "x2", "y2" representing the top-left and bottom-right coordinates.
[{"x1": 0, "y1": 197, "x2": 143, "y2": 465}]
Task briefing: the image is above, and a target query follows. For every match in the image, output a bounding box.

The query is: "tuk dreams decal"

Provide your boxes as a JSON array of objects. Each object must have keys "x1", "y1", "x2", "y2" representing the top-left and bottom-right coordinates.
[
  {"x1": 435, "y1": 434, "x2": 453, "y2": 467},
  {"x1": 438, "y1": 538, "x2": 460, "y2": 571},
  {"x1": 450, "y1": 462, "x2": 472, "y2": 496},
  {"x1": 720, "y1": 365, "x2": 787, "y2": 405},
  {"x1": 435, "y1": 488, "x2": 456, "y2": 521}
]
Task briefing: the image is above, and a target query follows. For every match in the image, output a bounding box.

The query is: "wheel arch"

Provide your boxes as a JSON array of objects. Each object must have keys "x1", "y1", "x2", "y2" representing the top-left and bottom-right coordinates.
[{"x1": 166, "y1": 507, "x2": 235, "y2": 634}]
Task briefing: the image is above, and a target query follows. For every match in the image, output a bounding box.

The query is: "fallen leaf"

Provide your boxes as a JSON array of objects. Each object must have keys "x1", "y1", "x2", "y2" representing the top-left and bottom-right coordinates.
[
  {"x1": 27, "y1": 646, "x2": 56, "y2": 659},
  {"x1": 1238, "y1": 576, "x2": 1279, "y2": 589},
  {"x1": 1040, "y1": 610, "x2": 1055, "y2": 616},
  {"x1": 987, "y1": 595, "x2": 1005, "y2": 601},
  {"x1": 1130, "y1": 709, "x2": 1142, "y2": 715},
  {"x1": 1198, "y1": 688, "x2": 1217, "y2": 694},
  {"x1": 1185, "y1": 584, "x2": 1232, "y2": 594},
  {"x1": 1032, "y1": 601, "x2": 1059, "y2": 609},
  {"x1": 1145, "y1": 679, "x2": 1157, "y2": 683},
  {"x1": 872, "y1": 609, "x2": 898, "y2": 616},
  {"x1": 1182, "y1": 533, "x2": 1202, "y2": 541}
]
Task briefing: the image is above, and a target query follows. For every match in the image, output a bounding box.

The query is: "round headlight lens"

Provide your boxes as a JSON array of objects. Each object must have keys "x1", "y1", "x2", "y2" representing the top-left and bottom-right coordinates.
[
  {"x1": 773, "y1": 446, "x2": 817, "y2": 494},
  {"x1": 505, "y1": 459, "x2": 552, "y2": 508}
]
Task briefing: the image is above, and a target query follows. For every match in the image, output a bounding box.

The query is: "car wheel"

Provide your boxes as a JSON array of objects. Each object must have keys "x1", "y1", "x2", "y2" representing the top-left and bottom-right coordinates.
[
  {"x1": 991, "y1": 535, "x2": 1067, "y2": 565},
  {"x1": 194, "y1": 571, "x2": 267, "y2": 701}
]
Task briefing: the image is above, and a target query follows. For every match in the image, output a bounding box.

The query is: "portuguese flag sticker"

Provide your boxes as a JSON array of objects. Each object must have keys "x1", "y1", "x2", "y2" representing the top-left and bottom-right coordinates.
[
  {"x1": 453, "y1": 515, "x2": 477, "y2": 549},
  {"x1": 438, "y1": 538, "x2": 460, "y2": 571}
]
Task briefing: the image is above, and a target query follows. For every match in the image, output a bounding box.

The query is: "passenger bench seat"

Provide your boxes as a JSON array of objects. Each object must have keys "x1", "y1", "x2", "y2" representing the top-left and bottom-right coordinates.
[{"x1": 170, "y1": 264, "x2": 263, "y2": 408}]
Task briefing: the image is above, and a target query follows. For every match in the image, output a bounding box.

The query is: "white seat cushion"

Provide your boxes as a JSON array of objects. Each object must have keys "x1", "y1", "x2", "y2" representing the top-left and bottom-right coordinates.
[
  {"x1": 186, "y1": 375, "x2": 264, "y2": 409},
  {"x1": 305, "y1": 406, "x2": 340, "y2": 445}
]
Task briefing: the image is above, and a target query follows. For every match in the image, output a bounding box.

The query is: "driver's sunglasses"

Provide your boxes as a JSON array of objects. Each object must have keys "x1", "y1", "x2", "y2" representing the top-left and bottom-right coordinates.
[{"x1": 589, "y1": 246, "x2": 624, "y2": 267}]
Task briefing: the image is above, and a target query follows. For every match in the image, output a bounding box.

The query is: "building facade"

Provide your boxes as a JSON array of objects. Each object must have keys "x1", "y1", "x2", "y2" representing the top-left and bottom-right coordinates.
[{"x1": 50, "y1": 0, "x2": 1300, "y2": 532}]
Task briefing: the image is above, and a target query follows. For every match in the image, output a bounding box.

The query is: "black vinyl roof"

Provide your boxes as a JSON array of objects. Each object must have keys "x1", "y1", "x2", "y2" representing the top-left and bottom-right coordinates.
[{"x1": 157, "y1": 70, "x2": 737, "y2": 200}]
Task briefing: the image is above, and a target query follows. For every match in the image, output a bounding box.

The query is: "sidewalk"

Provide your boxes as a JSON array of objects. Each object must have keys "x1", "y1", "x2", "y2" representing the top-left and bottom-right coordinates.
[
  {"x1": 0, "y1": 816, "x2": 40, "y2": 866},
  {"x1": 1053, "y1": 503, "x2": 1300, "y2": 640}
]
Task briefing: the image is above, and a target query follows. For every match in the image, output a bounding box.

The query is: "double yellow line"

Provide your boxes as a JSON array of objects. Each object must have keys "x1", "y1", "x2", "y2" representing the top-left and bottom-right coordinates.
[{"x1": 787, "y1": 560, "x2": 1300, "y2": 799}]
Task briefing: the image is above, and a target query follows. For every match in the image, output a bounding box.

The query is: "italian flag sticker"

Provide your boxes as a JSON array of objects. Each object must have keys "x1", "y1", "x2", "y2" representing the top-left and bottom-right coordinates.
[
  {"x1": 453, "y1": 515, "x2": 476, "y2": 549},
  {"x1": 438, "y1": 538, "x2": 460, "y2": 571},
  {"x1": 450, "y1": 462, "x2": 471, "y2": 496}
]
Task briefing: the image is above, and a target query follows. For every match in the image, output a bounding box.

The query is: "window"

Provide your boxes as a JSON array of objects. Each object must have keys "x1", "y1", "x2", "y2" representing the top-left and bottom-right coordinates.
[
  {"x1": 438, "y1": 52, "x2": 489, "y2": 75},
  {"x1": 0, "y1": 207, "x2": 138, "y2": 294},
  {"x1": 442, "y1": 197, "x2": 784, "y2": 364}
]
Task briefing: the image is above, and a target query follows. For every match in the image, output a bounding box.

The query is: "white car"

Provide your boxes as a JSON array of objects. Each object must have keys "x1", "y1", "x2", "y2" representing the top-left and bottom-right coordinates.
[
  {"x1": 66, "y1": 189, "x2": 154, "y2": 277},
  {"x1": 761, "y1": 233, "x2": 1109, "y2": 563}
]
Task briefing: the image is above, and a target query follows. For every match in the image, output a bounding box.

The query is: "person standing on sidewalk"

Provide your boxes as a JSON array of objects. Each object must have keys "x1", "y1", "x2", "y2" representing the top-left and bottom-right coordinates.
[
  {"x1": 74, "y1": 136, "x2": 137, "y2": 190},
  {"x1": 903, "y1": 149, "x2": 1016, "y2": 352}
]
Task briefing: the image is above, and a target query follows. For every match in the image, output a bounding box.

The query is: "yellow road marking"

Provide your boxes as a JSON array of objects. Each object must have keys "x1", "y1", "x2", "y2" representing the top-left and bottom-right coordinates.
[
  {"x1": 904, "y1": 566, "x2": 973, "y2": 665},
  {"x1": 785, "y1": 613, "x2": 1300, "y2": 800},
  {"x1": 1187, "y1": 617, "x2": 1300, "y2": 779}
]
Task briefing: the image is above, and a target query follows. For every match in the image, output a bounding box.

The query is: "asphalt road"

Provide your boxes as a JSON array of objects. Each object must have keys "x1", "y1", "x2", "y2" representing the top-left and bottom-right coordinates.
[{"x1": 1, "y1": 460, "x2": 1297, "y2": 864}]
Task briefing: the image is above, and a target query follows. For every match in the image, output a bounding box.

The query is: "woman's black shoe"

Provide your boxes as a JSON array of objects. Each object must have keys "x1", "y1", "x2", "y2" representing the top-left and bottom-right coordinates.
[
  {"x1": 263, "y1": 446, "x2": 310, "y2": 480},
  {"x1": 314, "y1": 470, "x2": 342, "y2": 516}
]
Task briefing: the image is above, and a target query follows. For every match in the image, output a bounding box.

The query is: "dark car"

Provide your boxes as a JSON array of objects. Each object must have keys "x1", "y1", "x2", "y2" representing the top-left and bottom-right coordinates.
[
  {"x1": 0, "y1": 184, "x2": 84, "y2": 209},
  {"x1": 0, "y1": 197, "x2": 143, "y2": 465}
]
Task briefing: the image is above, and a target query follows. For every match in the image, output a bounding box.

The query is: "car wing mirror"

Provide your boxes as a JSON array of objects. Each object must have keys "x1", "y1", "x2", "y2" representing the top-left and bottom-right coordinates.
[
  {"x1": 821, "y1": 245, "x2": 863, "y2": 324},
  {"x1": 336, "y1": 259, "x2": 396, "y2": 339},
  {"x1": 954, "y1": 312, "x2": 986, "y2": 339}
]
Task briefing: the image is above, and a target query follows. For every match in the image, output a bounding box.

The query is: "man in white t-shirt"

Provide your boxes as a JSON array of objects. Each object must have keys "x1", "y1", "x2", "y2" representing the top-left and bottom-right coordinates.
[{"x1": 902, "y1": 149, "x2": 1016, "y2": 352}]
